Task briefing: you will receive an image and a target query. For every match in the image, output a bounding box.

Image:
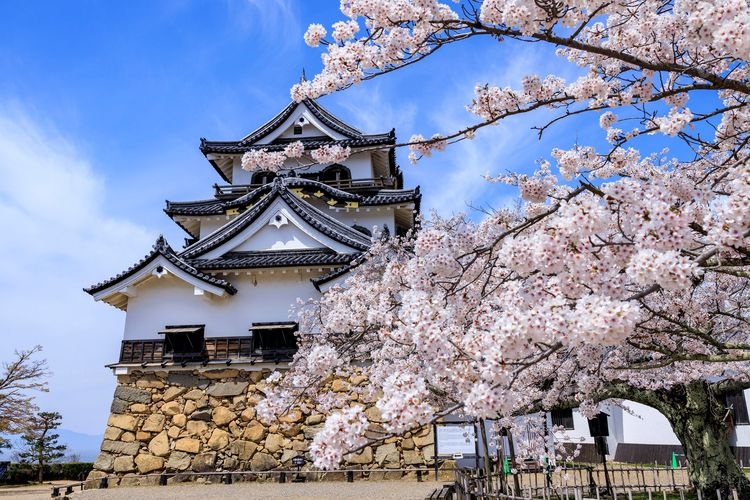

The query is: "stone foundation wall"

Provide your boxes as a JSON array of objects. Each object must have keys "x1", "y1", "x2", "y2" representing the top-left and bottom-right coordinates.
[{"x1": 89, "y1": 368, "x2": 435, "y2": 483}]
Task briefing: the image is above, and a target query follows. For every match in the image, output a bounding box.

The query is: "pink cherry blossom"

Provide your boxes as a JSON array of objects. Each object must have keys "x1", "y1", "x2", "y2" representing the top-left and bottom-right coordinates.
[{"x1": 257, "y1": 0, "x2": 750, "y2": 478}]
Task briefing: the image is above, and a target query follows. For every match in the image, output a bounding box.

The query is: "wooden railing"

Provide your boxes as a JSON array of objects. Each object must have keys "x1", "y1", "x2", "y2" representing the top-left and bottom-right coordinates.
[
  {"x1": 204, "y1": 337, "x2": 253, "y2": 360},
  {"x1": 454, "y1": 464, "x2": 695, "y2": 499},
  {"x1": 213, "y1": 177, "x2": 396, "y2": 199},
  {"x1": 118, "y1": 337, "x2": 295, "y2": 364},
  {"x1": 120, "y1": 340, "x2": 164, "y2": 363}
]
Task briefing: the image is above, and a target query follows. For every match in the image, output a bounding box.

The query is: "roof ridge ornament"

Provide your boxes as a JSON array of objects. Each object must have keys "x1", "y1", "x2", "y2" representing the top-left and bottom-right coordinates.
[{"x1": 154, "y1": 234, "x2": 170, "y2": 253}]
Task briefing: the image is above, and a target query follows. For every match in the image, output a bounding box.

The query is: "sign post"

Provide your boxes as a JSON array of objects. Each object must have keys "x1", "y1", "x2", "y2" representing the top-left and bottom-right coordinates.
[
  {"x1": 434, "y1": 422, "x2": 478, "y2": 480},
  {"x1": 588, "y1": 412, "x2": 611, "y2": 496},
  {"x1": 291, "y1": 455, "x2": 305, "y2": 483}
]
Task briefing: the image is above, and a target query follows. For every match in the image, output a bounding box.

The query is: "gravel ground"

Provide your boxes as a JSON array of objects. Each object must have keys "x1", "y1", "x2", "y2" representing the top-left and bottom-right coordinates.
[{"x1": 4, "y1": 481, "x2": 447, "y2": 500}]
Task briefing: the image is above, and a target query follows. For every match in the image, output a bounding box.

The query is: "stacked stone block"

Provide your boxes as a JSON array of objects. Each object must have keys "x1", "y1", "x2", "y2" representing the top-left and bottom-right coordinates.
[{"x1": 88, "y1": 368, "x2": 436, "y2": 485}]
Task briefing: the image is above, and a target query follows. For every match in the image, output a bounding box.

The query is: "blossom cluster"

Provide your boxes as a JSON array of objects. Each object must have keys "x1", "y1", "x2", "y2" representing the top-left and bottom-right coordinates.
[
  {"x1": 240, "y1": 141, "x2": 305, "y2": 173},
  {"x1": 258, "y1": 0, "x2": 750, "y2": 470},
  {"x1": 310, "y1": 144, "x2": 351, "y2": 164},
  {"x1": 309, "y1": 406, "x2": 368, "y2": 470},
  {"x1": 240, "y1": 141, "x2": 351, "y2": 173},
  {"x1": 407, "y1": 134, "x2": 447, "y2": 164}
]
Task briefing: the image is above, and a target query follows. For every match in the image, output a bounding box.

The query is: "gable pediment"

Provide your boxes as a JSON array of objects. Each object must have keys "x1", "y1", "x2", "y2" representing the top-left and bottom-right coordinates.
[
  {"x1": 179, "y1": 180, "x2": 371, "y2": 263},
  {"x1": 85, "y1": 237, "x2": 236, "y2": 310},
  {"x1": 194, "y1": 197, "x2": 366, "y2": 260},
  {"x1": 257, "y1": 103, "x2": 346, "y2": 144}
]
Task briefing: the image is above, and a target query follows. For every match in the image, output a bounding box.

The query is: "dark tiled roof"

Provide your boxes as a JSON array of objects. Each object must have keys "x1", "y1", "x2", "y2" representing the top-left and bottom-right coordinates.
[
  {"x1": 278, "y1": 179, "x2": 420, "y2": 206},
  {"x1": 282, "y1": 190, "x2": 372, "y2": 250},
  {"x1": 200, "y1": 98, "x2": 394, "y2": 156},
  {"x1": 164, "y1": 179, "x2": 420, "y2": 218},
  {"x1": 190, "y1": 249, "x2": 360, "y2": 270},
  {"x1": 304, "y1": 99, "x2": 367, "y2": 138},
  {"x1": 360, "y1": 188, "x2": 421, "y2": 205},
  {"x1": 232, "y1": 99, "x2": 362, "y2": 146},
  {"x1": 311, "y1": 256, "x2": 366, "y2": 291},
  {"x1": 237, "y1": 101, "x2": 299, "y2": 145},
  {"x1": 200, "y1": 133, "x2": 394, "y2": 155},
  {"x1": 249, "y1": 177, "x2": 359, "y2": 203},
  {"x1": 84, "y1": 236, "x2": 237, "y2": 296},
  {"x1": 179, "y1": 178, "x2": 372, "y2": 259},
  {"x1": 165, "y1": 198, "x2": 225, "y2": 216}
]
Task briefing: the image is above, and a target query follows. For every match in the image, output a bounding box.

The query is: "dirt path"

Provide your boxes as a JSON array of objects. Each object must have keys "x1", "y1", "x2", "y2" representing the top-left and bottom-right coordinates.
[{"x1": 1, "y1": 480, "x2": 447, "y2": 500}]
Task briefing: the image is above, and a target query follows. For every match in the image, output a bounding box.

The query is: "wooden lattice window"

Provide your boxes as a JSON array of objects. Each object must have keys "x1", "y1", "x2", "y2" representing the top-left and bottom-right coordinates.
[
  {"x1": 726, "y1": 390, "x2": 750, "y2": 425},
  {"x1": 551, "y1": 408, "x2": 575, "y2": 430},
  {"x1": 160, "y1": 325, "x2": 205, "y2": 361},
  {"x1": 250, "y1": 322, "x2": 298, "y2": 360},
  {"x1": 320, "y1": 164, "x2": 351, "y2": 183}
]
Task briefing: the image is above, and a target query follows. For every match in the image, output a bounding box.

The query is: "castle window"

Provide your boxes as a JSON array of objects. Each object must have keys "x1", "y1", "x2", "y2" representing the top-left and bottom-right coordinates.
[
  {"x1": 293, "y1": 124, "x2": 303, "y2": 135},
  {"x1": 551, "y1": 408, "x2": 575, "y2": 430},
  {"x1": 251, "y1": 171, "x2": 277, "y2": 186},
  {"x1": 726, "y1": 390, "x2": 750, "y2": 425},
  {"x1": 250, "y1": 322, "x2": 298, "y2": 361},
  {"x1": 160, "y1": 325, "x2": 205, "y2": 361},
  {"x1": 320, "y1": 164, "x2": 351, "y2": 187}
]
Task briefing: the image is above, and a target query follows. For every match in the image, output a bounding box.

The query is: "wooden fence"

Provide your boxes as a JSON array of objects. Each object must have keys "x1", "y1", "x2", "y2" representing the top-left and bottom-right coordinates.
[{"x1": 455, "y1": 464, "x2": 697, "y2": 499}]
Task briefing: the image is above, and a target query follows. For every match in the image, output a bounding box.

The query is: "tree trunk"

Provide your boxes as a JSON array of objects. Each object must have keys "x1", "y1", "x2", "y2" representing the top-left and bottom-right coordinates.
[
  {"x1": 658, "y1": 381, "x2": 750, "y2": 496},
  {"x1": 600, "y1": 380, "x2": 750, "y2": 496}
]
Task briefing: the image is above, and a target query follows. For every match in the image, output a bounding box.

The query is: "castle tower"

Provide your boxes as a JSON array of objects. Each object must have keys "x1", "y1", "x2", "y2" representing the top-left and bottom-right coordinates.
[{"x1": 84, "y1": 99, "x2": 431, "y2": 480}]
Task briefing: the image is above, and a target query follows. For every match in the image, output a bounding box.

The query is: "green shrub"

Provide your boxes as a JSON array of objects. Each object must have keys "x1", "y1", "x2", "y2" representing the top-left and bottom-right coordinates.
[{"x1": 0, "y1": 462, "x2": 93, "y2": 484}]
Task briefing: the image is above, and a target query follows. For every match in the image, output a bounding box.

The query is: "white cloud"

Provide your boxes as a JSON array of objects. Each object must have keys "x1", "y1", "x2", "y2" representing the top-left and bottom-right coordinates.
[
  {"x1": 331, "y1": 83, "x2": 418, "y2": 135},
  {"x1": 232, "y1": 0, "x2": 302, "y2": 49},
  {"x1": 0, "y1": 102, "x2": 153, "y2": 435}
]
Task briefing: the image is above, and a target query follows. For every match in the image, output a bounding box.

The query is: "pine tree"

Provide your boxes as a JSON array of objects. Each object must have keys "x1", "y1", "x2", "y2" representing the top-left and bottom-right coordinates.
[{"x1": 17, "y1": 412, "x2": 66, "y2": 483}]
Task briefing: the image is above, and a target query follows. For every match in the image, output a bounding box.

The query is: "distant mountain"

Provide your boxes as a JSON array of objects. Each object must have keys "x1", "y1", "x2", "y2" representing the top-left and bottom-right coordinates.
[
  {"x1": 0, "y1": 430, "x2": 100, "y2": 463},
  {"x1": 56, "y1": 429, "x2": 101, "y2": 462}
]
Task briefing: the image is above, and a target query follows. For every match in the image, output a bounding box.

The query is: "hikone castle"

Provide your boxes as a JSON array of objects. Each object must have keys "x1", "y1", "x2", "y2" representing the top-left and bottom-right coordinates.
[{"x1": 84, "y1": 98, "x2": 431, "y2": 482}]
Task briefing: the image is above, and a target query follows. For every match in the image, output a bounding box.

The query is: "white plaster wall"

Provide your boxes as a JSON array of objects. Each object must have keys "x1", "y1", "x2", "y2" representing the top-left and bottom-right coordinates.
[
  {"x1": 557, "y1": 402, "x2": 680, "y2": 448},
  {"x1": 199, "y1": 217, "x2": 233, "y2": 239},
  {"x1": 231, "y1": 157, "x2": 252, "y2": 185},
  {"x1": 560, "y1": 410, "x2": 595, "y2": 445},
  {"x1": 620, "y1": 402, "x2": 680, "y2": 445},
  {"x1": 607, "y1": 405, "x2": 625, "y2": 450},
  {"x1": 278, "y1": 123, "x2": 328, "y2": 139},
  {"x1": 544, "y1": 397, "x2": 750, "y2": 455},
  {"x1": 260, "y1": 105, "x2": 346, "y2": 144},
  {"x1": 123, "y1": 272, "x2": 323, "y2": 340},
  {"x1": 553, "y1": 406, "x2": 622, "y2": 458},
  {"x1": 199, "y1": 198, "x2": 359, "y2": 259},
  {"x1": 231, "y1": 223, "x2": 325, "y2": 251}
]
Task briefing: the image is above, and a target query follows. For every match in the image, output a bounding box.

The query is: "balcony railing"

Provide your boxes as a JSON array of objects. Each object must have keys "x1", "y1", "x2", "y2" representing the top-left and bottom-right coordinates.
[
  {"x1": 118, "y1": 337, "x2": 294, "y2": 364},
  {"x1": 214, "y1": 177, "x2": 396, "y2": 199}
]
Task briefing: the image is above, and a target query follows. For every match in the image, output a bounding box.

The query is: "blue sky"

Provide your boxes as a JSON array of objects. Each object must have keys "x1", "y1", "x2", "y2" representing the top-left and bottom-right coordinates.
[{"x1": 0, "y1": 0, "x2": 605, "y2": 444}]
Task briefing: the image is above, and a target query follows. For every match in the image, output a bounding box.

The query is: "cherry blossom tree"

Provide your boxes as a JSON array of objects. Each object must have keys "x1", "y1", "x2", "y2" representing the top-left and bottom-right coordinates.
[
  {"x1": 254, "y1": 0, "x2": 750, "y2": 494},
  {"x1": 0, "y1": 346, "x2": 48, "y2": 449}
]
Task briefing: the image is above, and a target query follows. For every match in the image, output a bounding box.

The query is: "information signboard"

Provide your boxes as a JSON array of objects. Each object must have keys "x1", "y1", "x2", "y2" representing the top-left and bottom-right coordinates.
[{"x1": 435, "y1": 423, "x2": 476, "y2": 456}]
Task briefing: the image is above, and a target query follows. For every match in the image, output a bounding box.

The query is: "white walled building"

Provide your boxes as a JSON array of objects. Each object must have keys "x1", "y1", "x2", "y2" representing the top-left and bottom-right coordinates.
[
  {"x1": 548, "y1": 391, "x2": 750, "y2": 464},
  {"x1": 82, "y1": 99, "x2": 428, "y2": 478},
  {"x1": 87, "y1": 98, "x2": 419, "y2": 370}
]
